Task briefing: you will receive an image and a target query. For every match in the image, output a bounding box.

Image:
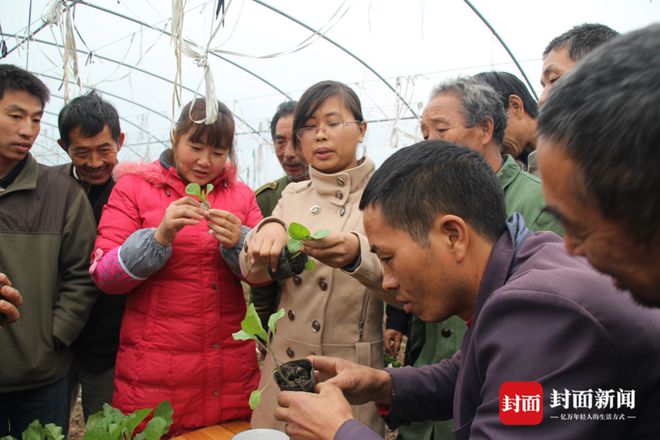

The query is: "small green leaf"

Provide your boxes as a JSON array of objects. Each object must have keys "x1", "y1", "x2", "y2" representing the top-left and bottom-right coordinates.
[
  {"x1": 232, "y1": 329, "x2": 258, "y2": 341},
  {"x1": 22, "y1": 420, "x2": 43, "y2": 440},
  {"x1": 249, "y1": 390, "x2": 262, "y2": 410},
  {"x1": 135, "y1": 416, "x2": 167, "y2": 440},
  {"x1": 1, "y1": 435, "x2": 17, "y2": 440},
  {"x1": 268, "y1": 308, "x2": 286, "y2": 334},
  {"x1": 304, "y1": 260, "x2": 316, "y2": 272},
  {"x1": 237, "y1": 303, "x2": 268, "y2": 343},
  {"x1": 185, "y1": 183, "x2": 201, "y2": 197},
  {"x1": 311, "y1": 229, "x2": 330, "y2": 239},
  {"x1": 287, "y1": 238, "x2": 303, "y2": 253},
  {"x1": 122, "y1": 408, "x2": 151, "y2": 440},
  {"x1": 205, "y1": 183, "x2": 214, "y2": 195},
  {"x1": 289, "y1": 222, "x2": 311, "y2": 240},
  {"x1": 151, "y1": 401, "x2": 174, "y2": 433},
  {"x1": 43, "y1": 424, "x2": 64, "y2": 440}
]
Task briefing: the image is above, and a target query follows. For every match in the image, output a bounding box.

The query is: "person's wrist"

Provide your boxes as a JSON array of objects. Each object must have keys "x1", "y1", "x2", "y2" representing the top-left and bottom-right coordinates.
[
  {"x1": 154, "y1": 228, "x2": 171, "y2": 247},
  {"x1": 374, "y1": 369, "x2": 393, "y2": 405}
]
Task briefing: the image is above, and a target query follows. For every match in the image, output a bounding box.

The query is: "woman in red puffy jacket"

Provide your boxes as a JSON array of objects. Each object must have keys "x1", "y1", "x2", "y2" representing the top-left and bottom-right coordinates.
[{"x1": 90, "y1": 99, "x2": 261, "y2": 434}]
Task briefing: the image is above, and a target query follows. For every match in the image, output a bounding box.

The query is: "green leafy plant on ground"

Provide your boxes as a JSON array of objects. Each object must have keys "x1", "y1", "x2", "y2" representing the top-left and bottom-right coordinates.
[
  {"x1": 0, "y1": 401, "x2": 173, "y2": 440},
  {"x1": 0, "y1": 420, "x2": 64, "y2": 440},
  {"x1": 384, "y1": 353, "x2": 401, "y2": 368},
  {"x1": 232, "y1": 304, "x2": 286, "y2": 409},
  {"x1": 185, "y1": 183, "x2": 214, "y2": 209},
  {"x1": 286, "y1": 222, "x2": 330, "y2": 273}
]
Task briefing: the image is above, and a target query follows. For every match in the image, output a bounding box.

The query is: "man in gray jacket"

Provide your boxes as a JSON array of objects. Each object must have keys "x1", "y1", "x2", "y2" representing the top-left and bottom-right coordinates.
[
  {"x1": 0, "y1": 65, "x2": 97, "y2": 437},
  {"x1": 273, "y1": 141, "x2": 660, "y2": 440}
]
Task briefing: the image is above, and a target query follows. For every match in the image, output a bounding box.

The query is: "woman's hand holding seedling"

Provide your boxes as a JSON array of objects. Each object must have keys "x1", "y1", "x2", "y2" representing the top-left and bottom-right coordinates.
[
  {"x1": 300, "y1": 231, "x2": 360, "y2": 268},
  {"x1": 154, "y1": 197, "x2": 208, "y2": 246},
  {"x1": 248, "y1": 222, "x2": 288, "y2": 271},
  {"x1": 207, "y1": 209, "x2": 242, "y2": 248}
]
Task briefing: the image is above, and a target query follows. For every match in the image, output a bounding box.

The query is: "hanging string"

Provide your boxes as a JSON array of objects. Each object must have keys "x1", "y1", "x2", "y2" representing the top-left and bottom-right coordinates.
[
  {"x1": 171, "y1": 0, "x2": 185, "y2": 120},
  {"x1": 171, "y1": 0, "x2": 235, "y2": 125},
  {"x1": 43, "y1": 0, "x2": 83, "y2": 103}
]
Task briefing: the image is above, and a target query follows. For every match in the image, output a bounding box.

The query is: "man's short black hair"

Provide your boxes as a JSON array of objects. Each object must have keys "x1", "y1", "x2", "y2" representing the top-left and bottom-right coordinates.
[
  {"x1": 360, "y1": 140, "x2": 507, "y2": 245},
  {"x1": 473, "y1": 71, "x2": 538, "y2": 118},
  {"x1": 0, "y1": 64, "x2": 50, "y2": 107},
  {"x1": 543, "y1": 23, "x2": 619, "y2": 61},
  {"x1": 58, "y1": 90, "x2": 121, "y2": 149},
  {"x1": 270, "y1": 100, "x2": 297, "y2": 141},
  {"x1": 538, "y1": 23, "x2": 660, "y2": 244}
]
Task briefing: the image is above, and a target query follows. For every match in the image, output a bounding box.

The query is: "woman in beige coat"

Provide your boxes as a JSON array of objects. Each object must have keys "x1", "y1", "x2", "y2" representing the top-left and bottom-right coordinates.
[{"x1": 240, "y1": 81, "x2": 395, "y2": 434}]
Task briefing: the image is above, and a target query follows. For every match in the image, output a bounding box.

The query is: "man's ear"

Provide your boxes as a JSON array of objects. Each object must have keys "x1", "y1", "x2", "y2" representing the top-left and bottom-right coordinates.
[
  {"x1": 508, "y1": 95, "x2": 525, "y2": 119},
  {"x1": 117, "y1": 132, "x2": 125, "y2": 151},
  {"x1": 431, "y1": 214, "x2": 469, "y2": 263},
  {"x1": 479, "y1": 117, "x2": 495, "y2": 146},
  {"x1": 57, "y1": 139, "x2": 67, "y2": 152}
]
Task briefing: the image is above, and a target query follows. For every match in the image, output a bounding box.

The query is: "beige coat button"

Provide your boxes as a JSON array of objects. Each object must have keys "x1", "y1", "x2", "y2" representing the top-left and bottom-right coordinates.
[
  {"x1": 335, "y1": 190, "x2": 343, "y2": 200},
  {"x1": 288, "y1": 309, "x2": 295, "y2": 321},
  {"x1": 311, "y1": 320, "x2": 321, "y2": 332},
  {"x1": 310, "y1": 205, "x2": 321, "y2": 215},
  {"x1": 318, "y1": 279, "x2": 328, "y2": 291},
  {"x1": 286, "y1": 347, "x2": 295, "y2": 358},
  {"x1": 293, "y1": 275, "x2": 302, "y2": 285},
  {"x1": 336, "y1": 177, "x2": 345, "y2": 186},
  {"x1": 338, "y1": 207, "x2": 346, "y2": 217}
]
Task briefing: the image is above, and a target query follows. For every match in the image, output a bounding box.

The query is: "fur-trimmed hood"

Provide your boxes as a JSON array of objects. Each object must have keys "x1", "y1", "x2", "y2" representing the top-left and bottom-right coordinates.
[{"x1": 112, "y1": 149, "x2": 238, "y2": 189}]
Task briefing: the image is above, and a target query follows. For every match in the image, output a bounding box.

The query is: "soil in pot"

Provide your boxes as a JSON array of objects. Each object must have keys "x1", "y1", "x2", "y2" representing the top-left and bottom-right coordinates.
[
  {"x1": 273, "y1": 359, "x2": 315, "y2": 392},
  {"x1": 268, "y1": 248, "x2": 308, "y2": 281}
]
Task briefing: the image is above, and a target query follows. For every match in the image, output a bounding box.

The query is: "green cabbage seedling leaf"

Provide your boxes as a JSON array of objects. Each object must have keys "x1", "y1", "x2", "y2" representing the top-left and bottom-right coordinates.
[
  {"x1": 311, "y1": 229, "x2": 330, "y2": 240},
  {"x1": 304, "y1": 260, "x2": 316, "y2": 272},
  {"x1": 22, "y1": 420, "x2": 44, "y2": 440},
  {"x1": 205, "y1": 183, "x2": 214, "y2": 196},
  {"x1": 249, "y1": 390, "x2": 262, "y2": 410},
  {"x1": 232, "y1": 329, "x2": 257, "y2": 341},
  {"x1": 151, "y1": 401, "x2": 173, "y2": 433},
  {"x1": 140, "y1": 415, "x2": 168, "y2": 440},
  {"x1": 289, "y1": 222, "x2": 311, "y2": 240},
  {"x1": 287, "y1": 238, "x2": 303, "y2": 253},
  {"x1": 185, "y1": 183, "x2": 201, "y2": 198},
  {"x1": 234, "y1": 303, "x2": 268, "y2": 343},
  {"x1": 43, "y1": 424, "x2": 64, "y2": 440},
  {"x1": 268, "y1": 308, "x2": 286, "y2": 334},
  {"x1": 122, "y1": 408, "x2": 151, "y2": 440}
]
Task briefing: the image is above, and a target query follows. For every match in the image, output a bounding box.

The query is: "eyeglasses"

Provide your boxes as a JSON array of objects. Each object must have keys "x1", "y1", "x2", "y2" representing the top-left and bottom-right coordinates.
[{"x1": 295, "y1": 120, "x2": 361, "y2": 141}]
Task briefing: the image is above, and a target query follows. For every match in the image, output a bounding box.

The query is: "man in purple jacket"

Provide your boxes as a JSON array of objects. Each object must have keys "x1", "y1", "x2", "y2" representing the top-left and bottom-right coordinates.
[{"x1": 273, "y1": 141, "x2": 660, "y2": 440}]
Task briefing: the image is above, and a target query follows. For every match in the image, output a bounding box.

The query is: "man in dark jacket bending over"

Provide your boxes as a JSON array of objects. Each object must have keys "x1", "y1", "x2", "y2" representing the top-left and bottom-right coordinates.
[{"x1": 273, "y1": 141, "x2": 660, "y2": 440}]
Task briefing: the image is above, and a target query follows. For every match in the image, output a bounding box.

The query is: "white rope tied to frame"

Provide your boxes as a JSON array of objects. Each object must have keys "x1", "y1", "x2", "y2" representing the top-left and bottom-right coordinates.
[
  {"x1": 43, "y1": 0, "x2": 83, "y2": 103},
  {"x1": 171, "y1": 0, "x2": 229, "y2": 125}
]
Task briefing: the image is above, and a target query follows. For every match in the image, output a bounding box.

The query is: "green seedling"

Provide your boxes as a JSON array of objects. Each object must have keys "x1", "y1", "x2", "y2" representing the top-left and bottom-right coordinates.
[
  {"x1": 0, "y1": 401, "x2": 173, "y2": 440},
  {"x1": 185, "y1": 183, "x2": 214, "y2": 209},
  {"x1": 384, "y1": 352, "x2": 402, "y2": 368},
  {"x1": 232, "y1": 304, "x2": 286, "y2": 409},
  {"x1": 286, "y1": 222, "x2": 330, "y2": 272}
]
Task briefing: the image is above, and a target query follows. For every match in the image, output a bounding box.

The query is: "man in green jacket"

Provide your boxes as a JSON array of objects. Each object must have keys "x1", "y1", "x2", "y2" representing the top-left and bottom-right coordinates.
[
  {"x1": 251, "y1": 100, "x2": 309, "y2": 326},
  {"x1": 0, "y1": 65, "x2": 98, "y2": 437},
  {"x1": 387, "y1": 76, "x2": 562, "y2": 440}
]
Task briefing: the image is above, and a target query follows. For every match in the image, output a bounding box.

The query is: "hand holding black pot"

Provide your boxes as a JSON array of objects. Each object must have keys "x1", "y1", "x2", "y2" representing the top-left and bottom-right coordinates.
[{"x1": 274, "y1": 382, "x2": 354, "y2": 440}]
